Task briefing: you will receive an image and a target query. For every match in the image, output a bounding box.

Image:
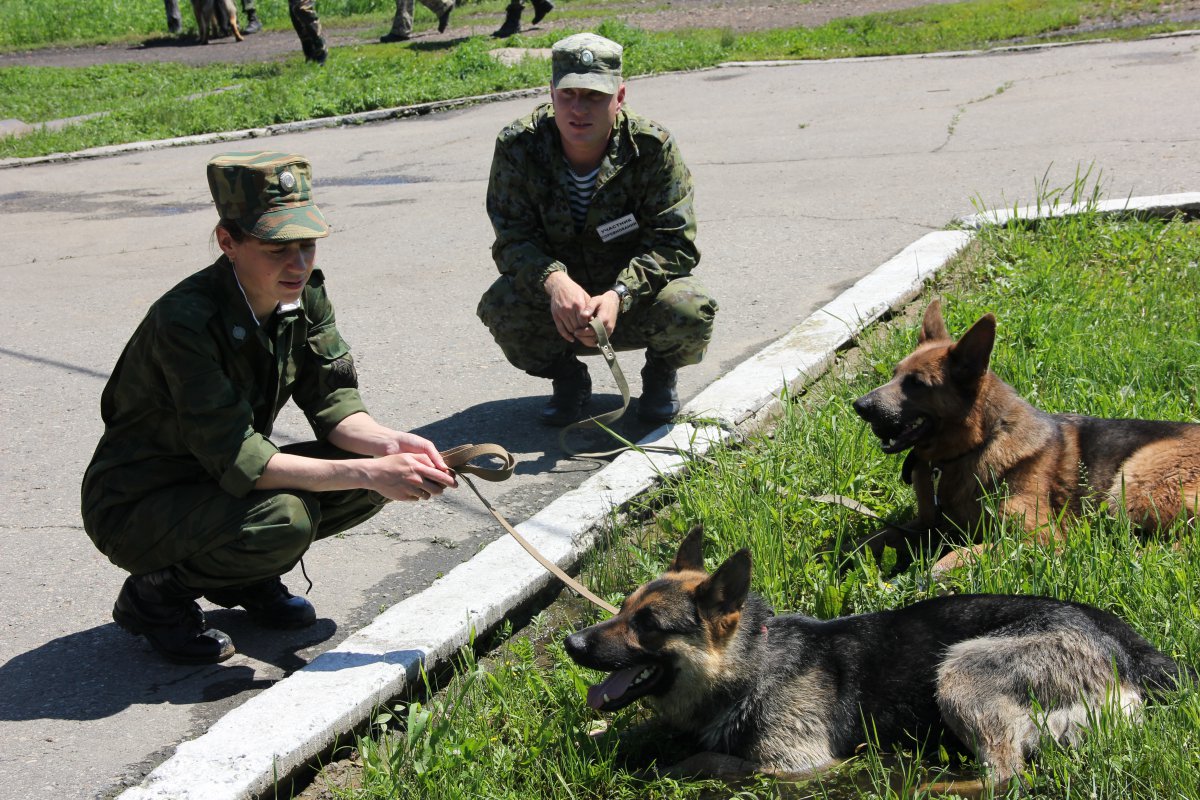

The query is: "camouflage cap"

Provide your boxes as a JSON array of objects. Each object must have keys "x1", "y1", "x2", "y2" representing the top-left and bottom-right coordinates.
[
  {"x1": 206, "y1": 151, "x2": 330, "y2": 241},
  {"x1": 551, "y1": 33, "x2": 623, "y2": 95}
]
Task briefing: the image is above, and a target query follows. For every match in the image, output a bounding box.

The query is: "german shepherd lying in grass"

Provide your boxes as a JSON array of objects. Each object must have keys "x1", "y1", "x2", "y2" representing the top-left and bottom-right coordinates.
[
  {"x1": 852, "y1": 300, "x2": 1200, "y2": 566},
  {"x1": 564, "y1": 527, "x2": 1192, "y2": 788}
]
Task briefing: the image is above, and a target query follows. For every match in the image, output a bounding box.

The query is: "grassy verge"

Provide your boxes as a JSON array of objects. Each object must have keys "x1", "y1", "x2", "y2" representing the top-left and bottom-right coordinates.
[
  {"x1": 314, "y1": 197, "x2": 1200, "y2": 799},
  {"x1": 2, "y1": 0, "x2": 1196, "y2": 159}
]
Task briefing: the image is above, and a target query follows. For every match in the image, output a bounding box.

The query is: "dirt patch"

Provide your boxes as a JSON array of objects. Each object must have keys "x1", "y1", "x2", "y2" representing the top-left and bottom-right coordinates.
[{"x1": 6, "y1": 0, "x2": 1198, "y2": 70}]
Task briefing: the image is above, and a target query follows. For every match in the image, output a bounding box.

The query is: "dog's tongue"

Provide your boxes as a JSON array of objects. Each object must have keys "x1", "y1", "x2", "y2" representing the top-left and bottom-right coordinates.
[{"x1": 586, "y1": 667, "x2": 642, "y2": 710}]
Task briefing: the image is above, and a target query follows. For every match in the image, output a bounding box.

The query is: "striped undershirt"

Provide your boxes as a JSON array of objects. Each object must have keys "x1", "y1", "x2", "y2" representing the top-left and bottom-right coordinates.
[{"x1": 565, "y1": 160, "x2": 600, "y2": 231}]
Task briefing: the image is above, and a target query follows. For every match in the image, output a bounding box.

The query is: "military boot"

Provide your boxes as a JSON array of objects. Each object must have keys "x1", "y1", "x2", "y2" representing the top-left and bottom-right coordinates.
[
  {"x1": 638, "y1": 354, "x2": 680, "y2": 423},
  {"x1": 205, "y1": 577, "x2": 316, "y2": 630},
  {"x1": 242, "y1": 9, "x2": 262, "y2": 34},
  {"x1": 492, "y1": 2, "x2": 522, "y2": 37},
  {"x1": 530, "y1": 0, "x2": 554, "y2": 24},
  {"x1": 113, "y1": 570, "x2": 235, "y2": 664},
  {"x1": 539, "y1": 356, "x2": 592, "y2": 426}
]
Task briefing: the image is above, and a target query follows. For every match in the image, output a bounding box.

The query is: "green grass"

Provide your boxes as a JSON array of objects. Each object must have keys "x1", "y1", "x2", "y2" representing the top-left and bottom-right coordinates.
[
  {"x1": 2, "y1": 0, "x2": 1196, "y2": 158},
  {"x1": 314, "y1": 196, "x2": 1200, "y2": 799}
]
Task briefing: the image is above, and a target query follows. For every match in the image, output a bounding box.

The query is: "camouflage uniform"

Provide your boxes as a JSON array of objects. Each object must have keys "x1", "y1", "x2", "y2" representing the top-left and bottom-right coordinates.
[
  {"x1": 386, "y1": 0, "x2": 454, "y2": 38},
  {"x1": 81, "y1": 261, "x2": 384, "y2": 588},
  {"x1": 81, "y1": 152, "x2": 376, "y2": 593},
  {"x1": 288, "y1": 0, "x2": 327, "y2": 62},
  {"x1": 477, "y1": 103, "x2": 718, "y2": 377}
]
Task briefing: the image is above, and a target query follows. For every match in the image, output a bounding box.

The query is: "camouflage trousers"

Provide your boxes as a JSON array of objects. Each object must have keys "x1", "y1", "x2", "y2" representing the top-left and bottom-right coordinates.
[
  {"x1": 389, "y1": 0, "x2": 453, "y2": 36},
  {"x1": 86, "y1": 442, "x2": 386, "y2": 592},
  {"x1": 289, "y1": 0, "x2": 326, "y2": 59},
  {"x1": 477, "y1": 274, "x2": 718, "y2": 376}
]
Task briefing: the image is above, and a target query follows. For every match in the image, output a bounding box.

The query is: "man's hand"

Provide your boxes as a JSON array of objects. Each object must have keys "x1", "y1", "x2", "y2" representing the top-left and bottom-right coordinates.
[
  {"x1": 363, "y1": 453, "x2": 457, "y2": 502},
  {"x1": 329, "y1": 413, "x2": 452, "y2": 473},
  {"x1": 545, "y1": 271, "x2": 595, "y2": 343},
  {"x1": 574, "y1": 290, "x2": 620, "y2": 347},
  {"x1": 545, "y1": 271, "x2": 620, "y2": 345}
]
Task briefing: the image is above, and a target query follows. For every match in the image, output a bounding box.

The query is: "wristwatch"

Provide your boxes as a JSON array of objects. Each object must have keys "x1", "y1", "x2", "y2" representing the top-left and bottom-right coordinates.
[{"x1": 611, "y1": 282, "x2": 633, "y2": 314}]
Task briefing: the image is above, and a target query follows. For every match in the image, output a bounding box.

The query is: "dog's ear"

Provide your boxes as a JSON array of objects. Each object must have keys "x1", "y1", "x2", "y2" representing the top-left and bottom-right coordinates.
[
  {"x1": 668, "y1": 525, "x2": 706, "y2": 573},
  {"x1": 696, "y1": 548, "x2": 751, "y2": 617},
  {"x1": 919, "y1": 299, "x2": 951, "y2": 343},
  {"x1": 948, "y1": 313, "x2": 996, "y2": 380}
]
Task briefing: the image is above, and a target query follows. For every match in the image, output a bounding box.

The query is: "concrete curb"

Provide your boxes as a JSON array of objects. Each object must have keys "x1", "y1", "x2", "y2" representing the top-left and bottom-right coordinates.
[
  {"x1": 113, "y1": 193, "x2": 1199, "y2": 799},
  {"x1": 4, "y1": 30, "x2": 1198, "y2": 171}
]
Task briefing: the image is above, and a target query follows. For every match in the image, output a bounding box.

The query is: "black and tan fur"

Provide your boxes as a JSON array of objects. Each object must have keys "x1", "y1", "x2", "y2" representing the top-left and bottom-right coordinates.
[
  {"x1": 852, "y1": 300, "x2": 1200, "y2": 565},
  {"x1": 564, "y1": 526, "x2": 1191, "y2": 787},
  {"x1": 192, "y1": 0, "x2": 244, "y2": 45}
]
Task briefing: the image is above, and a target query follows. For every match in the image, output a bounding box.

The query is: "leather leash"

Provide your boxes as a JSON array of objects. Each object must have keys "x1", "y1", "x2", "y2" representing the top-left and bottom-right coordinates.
[
  {"x1": 559, "y1": 319, "x2": 685, "y2": 460},
  {"x1": 557, "y1": 319, "x2": 634, "y2": 458},
  {"x1": 439, "y1": 443, "x2": 619, "y2": 616}
]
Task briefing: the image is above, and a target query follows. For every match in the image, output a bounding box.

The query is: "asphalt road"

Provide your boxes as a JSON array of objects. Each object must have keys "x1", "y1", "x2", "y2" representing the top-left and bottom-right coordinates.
[{"x1": 1, "y1": 33, "x2": 1198, "y2": 799}]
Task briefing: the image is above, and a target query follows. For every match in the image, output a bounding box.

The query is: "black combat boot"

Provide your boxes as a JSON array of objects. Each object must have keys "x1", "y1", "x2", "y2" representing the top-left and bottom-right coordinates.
[
  {"x1": 539, "y1": 356, "x2": 592, "y2": 426},
  {"x1": 242, "y1": 9, "x2": 262, "y2": 34},
  {"x1": 492, "y1": 2, "x2": 522, "y2": 37},
  {"x1": 638, "y1": 354, "x2": 680, "y2": 423},
  {"x1": 305, "y1": 38, "x2": 328, "y2": 65},
  {"x1": 437, "y1": 2, "x2": 454, "y2": 33},
  {"x1": 530, "y1": 0, "x2": 554, "y2": 24},
  {"x1": 113, "y1": 570, "x2": 235, "y2": 664},
  {"x1": 205, "y1": 576, "x2": 317, "y2": 630}
]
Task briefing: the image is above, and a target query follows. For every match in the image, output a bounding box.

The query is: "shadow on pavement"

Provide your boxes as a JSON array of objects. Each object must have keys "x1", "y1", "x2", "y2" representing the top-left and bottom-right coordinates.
[
  {"x1": 407, "y1": 393, "x2": 662, "y2": 476},
  {"x1": 0, "y1": 616, "x2": 337, "y2": 722}
]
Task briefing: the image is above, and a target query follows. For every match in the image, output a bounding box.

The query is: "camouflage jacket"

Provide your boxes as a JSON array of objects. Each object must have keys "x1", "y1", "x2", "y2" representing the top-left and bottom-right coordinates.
[
  {"x1": 82, "y1": 257, "x2": 367, "y2": 519},
  {"x1": 487, "y1": 104, "x2": 700, "y2": 308}
]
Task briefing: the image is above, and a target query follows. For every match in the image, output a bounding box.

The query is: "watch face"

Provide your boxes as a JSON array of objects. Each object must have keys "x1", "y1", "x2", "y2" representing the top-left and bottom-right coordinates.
[{"x1": 614, "y1": 284, "x2": 632, "y2": 311}]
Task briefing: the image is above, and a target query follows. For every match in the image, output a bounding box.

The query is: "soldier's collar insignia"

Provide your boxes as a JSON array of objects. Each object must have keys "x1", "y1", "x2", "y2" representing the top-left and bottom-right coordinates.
[{"x1": 279, "y1": 170, "x2": 297, "y2": 193}]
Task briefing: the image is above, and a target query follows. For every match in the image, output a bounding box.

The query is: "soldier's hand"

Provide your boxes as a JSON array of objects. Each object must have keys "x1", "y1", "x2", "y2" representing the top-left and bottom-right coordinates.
[
  {"x1": 545, "y1": 271, "x2": 593, "y2": 342},
  {"x1": 369, "y1": 453, "x2": 457, "y2": 502},
  {"x1": 574, "y1": 292, "x2": 619, "y2": 347}
]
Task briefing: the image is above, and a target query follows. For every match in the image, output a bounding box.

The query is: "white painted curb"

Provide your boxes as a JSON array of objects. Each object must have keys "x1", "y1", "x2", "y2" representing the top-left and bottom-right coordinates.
[{"x1": 115, "y1": 195, "x2": 1197, "y2": 799}]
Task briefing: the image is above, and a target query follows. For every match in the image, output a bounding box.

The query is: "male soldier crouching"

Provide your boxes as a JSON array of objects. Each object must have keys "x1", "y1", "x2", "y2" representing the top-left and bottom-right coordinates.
[{"x1": 477, "y1": 33, "x2": 718, "y2": 426}]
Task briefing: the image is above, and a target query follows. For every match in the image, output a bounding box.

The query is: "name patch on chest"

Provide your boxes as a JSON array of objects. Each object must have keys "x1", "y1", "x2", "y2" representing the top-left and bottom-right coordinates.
[{"x1": 596, "y1": 213, "x2": 639, "y2": 243}]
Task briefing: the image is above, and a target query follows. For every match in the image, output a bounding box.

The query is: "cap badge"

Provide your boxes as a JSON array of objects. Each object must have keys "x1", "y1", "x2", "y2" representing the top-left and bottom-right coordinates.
[
  {"x1": 580, "y1": 50, "x2": 594, "y2": 65},
  {"x1": 279, "y1": 171, "x2": 297, "y2": 192}
]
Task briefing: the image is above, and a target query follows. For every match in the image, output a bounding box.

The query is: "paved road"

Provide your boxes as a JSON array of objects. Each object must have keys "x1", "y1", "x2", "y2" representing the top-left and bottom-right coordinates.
[{"x1": 1, "y1": 34, "x2": 1198, "y2": 800}]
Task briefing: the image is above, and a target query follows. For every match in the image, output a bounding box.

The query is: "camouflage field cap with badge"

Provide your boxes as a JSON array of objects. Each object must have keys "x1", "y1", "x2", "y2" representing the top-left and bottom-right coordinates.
[
  {"x1": 551, "y1": 33, "x2": 623, "y2": 95},
  {"x1": 206, "y1": 151, "x2": 330, "y2": 241}
]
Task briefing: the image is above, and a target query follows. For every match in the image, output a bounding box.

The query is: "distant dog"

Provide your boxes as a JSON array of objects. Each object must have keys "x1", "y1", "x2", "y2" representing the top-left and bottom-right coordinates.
[
  {"x1": 192, "y1": 0, "x2": 244, "y2": 45},
  {"x1": 852, "y1": 300, "x2": 1200, "y2": 566},
  {"x1": 564, "y1": 526, "x2": 1191, "y2": 788}
]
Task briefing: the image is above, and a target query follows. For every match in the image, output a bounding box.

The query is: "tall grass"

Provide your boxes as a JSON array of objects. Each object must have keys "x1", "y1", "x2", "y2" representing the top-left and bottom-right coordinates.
[{"x1": 312, "y1": 204, "x2": 1200, "y2": 799}]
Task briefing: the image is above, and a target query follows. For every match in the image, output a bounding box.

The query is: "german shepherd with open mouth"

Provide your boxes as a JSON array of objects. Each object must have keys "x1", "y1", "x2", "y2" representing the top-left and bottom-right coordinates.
[
  {"x1": 851, "y1": 300, "x2": 1200, "y2": 565},
  {"x1": 564, "y1": 526, "x2": 1192, "y2": 787}
]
